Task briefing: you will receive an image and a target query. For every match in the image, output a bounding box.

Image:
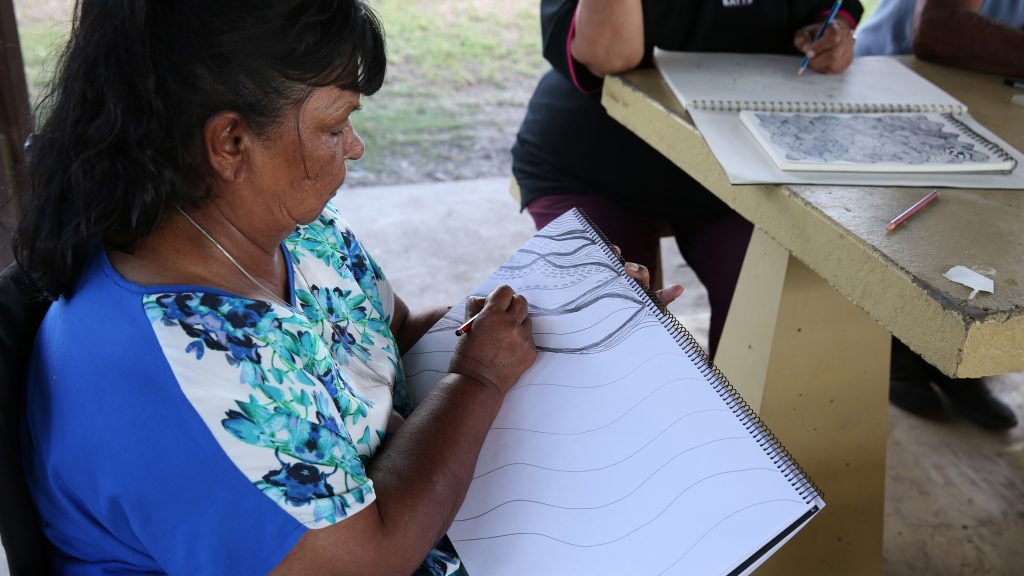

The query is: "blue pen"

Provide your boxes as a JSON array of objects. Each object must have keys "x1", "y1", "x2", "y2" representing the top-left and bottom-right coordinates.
[{"x1": 798, "y1": 0, "x2": 844, "y2": 75}]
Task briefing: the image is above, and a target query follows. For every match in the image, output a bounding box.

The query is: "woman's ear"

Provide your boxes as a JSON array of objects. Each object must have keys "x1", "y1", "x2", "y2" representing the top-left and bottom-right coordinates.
[{"x1": 203, "y1": 111, "x2": 252, "y2": 183}]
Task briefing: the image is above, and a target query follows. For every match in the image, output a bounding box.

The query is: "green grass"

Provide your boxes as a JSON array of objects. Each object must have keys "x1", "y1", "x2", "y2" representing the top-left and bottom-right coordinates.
[
  {"x1": 351, "y1": 0, "x2": 547, "y2": 184},
  {"x1": 16, "y1": 18, "x2": 67, "y2": 104}
]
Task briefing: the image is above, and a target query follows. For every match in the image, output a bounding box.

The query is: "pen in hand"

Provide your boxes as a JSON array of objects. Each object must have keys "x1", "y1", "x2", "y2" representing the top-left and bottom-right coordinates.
[
  {"x1": 455, "y1": 312, "x2": 480, "y2": 336},
  {"x1": 799, "y1": 0, "x2": 844, "y2": 75}
]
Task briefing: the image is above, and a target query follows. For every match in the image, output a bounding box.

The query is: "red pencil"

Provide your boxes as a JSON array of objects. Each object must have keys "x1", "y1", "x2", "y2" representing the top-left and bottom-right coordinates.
[
  {"x1": 455, "y1": 312, "x2": 480, "y2": 336},
  {"x1": 887, "y1": 190, "x2": 940, "y2": 232}
]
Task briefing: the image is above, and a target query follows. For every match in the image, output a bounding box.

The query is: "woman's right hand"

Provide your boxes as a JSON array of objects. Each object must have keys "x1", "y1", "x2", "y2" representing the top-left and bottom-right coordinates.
[{"x1": 449, "y1": 285, "x2": 536, "y2": 395}]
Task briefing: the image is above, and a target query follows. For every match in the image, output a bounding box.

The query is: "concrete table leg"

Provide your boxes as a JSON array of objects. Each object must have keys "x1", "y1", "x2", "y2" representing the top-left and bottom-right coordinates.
[{"x1": 716, "y1": 228, "x2": 890, "y2": 575}]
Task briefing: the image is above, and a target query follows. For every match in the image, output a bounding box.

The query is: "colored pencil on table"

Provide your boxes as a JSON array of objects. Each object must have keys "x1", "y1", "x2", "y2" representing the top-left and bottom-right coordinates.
[{"x1": 887, "y1": 190, "x2": 940, "y2": 232}]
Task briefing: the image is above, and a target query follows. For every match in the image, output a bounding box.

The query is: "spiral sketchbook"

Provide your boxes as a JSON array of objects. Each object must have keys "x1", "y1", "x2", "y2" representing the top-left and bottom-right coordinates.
[
  {"x1": 739, "y1": 111, "x2": 1017, "y2": 173},
  {"x1": 651, "y1": 51, "x2": 1024, "y2": 187},
  {"x1": 654, "y1": 52, "x2": 966, "y2": 114},
  {"x1": 403, "y1": 209, "x2": 824, "y2": 576}
]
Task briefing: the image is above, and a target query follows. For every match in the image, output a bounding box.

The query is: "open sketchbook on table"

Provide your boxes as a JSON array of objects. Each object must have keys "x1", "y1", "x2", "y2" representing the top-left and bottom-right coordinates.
[
  {"x1": 402, "y1": 209, "x2": 825, "y2": 576},
  {"x1": 652, "y1": 51, "x2": 1024, "y2": 187},
  {"x1": 739, "y1": 111, "x2": 1016, "y2": 173}
]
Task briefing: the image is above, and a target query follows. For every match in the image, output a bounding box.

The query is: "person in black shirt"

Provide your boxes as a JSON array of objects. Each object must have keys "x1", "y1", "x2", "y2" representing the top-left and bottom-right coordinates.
[{"x1": 512, "y1": 0, "x2": 862, "y2": 357}]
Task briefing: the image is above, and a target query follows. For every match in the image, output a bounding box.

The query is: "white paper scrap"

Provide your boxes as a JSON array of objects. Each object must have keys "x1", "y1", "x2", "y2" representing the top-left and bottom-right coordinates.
[{"x1": 943, "y1": 266, "x2": 994, "y2": 299}]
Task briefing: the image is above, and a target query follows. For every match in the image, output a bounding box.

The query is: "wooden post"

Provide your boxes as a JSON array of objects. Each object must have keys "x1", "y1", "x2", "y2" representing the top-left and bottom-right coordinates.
[{"x1": 0, "y1": 0, "x2": 32, "y2": 269}]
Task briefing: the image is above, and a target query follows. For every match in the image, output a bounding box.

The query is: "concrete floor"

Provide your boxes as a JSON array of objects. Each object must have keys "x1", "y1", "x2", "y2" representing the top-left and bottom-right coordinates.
[{"x1": 336, "y1": 177, "x2": 1024, "y2": 576}]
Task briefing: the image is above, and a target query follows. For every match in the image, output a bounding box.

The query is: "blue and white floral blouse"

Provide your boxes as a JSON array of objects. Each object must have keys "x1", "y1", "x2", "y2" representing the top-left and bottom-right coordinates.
[{"x1": 23, "y1": 205, "x2": 463, "y2": 575}]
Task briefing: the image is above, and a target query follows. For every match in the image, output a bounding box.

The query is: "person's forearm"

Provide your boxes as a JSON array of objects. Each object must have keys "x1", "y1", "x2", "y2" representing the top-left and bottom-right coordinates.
[
  {"x1": 395, "y1": 304, "x2": 449, "y2": 355},
  {"x1": 276, "y1": 374, "x2": 505, "y2": 576},
  {"x1": 366, "y1": 374, "x2": 504, "y2": 571},
  {"x1": 571, "y1": 0, "x2": 644, "y2": 77},
  {"x1": 913, "y1": 0, "x2": 1024, "y2": 76},
  {"x1": 277, "y1": 287, "x2": 535, "y2": 576}
]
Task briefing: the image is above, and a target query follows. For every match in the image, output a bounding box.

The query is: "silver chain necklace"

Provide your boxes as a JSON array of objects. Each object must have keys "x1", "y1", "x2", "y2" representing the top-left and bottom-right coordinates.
[{"x1": 176, "y1": 206, "x2": 395, "y2": 393}]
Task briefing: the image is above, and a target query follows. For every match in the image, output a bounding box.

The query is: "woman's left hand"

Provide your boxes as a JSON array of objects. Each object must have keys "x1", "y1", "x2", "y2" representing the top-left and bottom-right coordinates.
[
  {"x1": 624, "y1": 261, "x2": 684, "y2": 308},
  {"x1": 794, "y1": 19, "x2": 855, "y2": 74},
  {"x1": 611, "y1": 245, "x2": 684, "y2": 308}
]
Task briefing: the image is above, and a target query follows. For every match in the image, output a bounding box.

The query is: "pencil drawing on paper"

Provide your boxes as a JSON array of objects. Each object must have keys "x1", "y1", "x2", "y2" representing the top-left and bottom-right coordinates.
[
  {"x1": 416, "y1": 225, "x2": 660, "y2": 356},
  {"x1": 753, "y1": 112, "x2": 992, "y2": 165},
  {"x1": 401, "y1": 210, "x2": 822, "y2": 574}
]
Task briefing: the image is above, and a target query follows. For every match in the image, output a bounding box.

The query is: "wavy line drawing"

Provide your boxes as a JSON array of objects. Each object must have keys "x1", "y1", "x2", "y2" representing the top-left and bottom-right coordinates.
[
  {"x1": 473, "y1": 417, "x2": 735, "y2": 480},
  {"x1": 536, "y1": 312, "x2": 658, "y2": 355},
  {"x1": 457, "y1": 447, "x2": 774, "y2": 522},
  {"x1": 531, "y1": 304, "x2": 636, "y2": 336},
  {"x1": 533, "y1": 230, "x2": 596, "y2": 244},
  {"x1": 407, "y1": 350, "x2": 695, "y2": 395},
  {"x1": 453, "y1": 486, "x2": 801, "y2": 550},
  {"x1": 656, "y1": 499, "x2": 810, "y2": 575},
  {"x1": 515, "y1": 245, "x2": 592, "y2": 259},
  {"x1": 490, "y1": 377, "x2": 696, "y2": 436},
  {"x1": 507, "y1": 352, "x2": 695, "y2": 393},
  {"x1": 495, "y1": 254, "x2": 617, "y2": 274},
  {"x1": 421, "y1": 289, "x2": 658, "y2": 355},
  {"x1": 403, "y1": 367, "x2": 449, "y2": 380}
]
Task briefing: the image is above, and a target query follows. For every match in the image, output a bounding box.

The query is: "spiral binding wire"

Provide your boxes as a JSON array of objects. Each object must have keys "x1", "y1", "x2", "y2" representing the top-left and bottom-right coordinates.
[
  {"x1": 942, "y1": 113, "x2": 1017, "y2": 168},
  {"x1": 691, "y1": 99, "x2": 966, "y2": 115},
  {"x1": 572, "y1": 208, "x2": 824, "y2": 505}
]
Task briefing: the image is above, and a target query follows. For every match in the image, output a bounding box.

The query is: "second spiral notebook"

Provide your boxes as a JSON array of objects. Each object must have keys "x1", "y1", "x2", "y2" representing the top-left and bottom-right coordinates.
[
  {"x1": 649, "y1": 51, "x2": 1024, "y2": 187},
  {"x1": 740, "y1": 111, "x2": 1016, "y2": 173},
  {"x1": 402, "y1": 209, "x2": 824, "y2": 576}
]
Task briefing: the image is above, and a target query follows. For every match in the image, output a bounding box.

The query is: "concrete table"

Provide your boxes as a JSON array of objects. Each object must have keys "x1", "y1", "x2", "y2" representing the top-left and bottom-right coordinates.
[{"x1": 601, "y1": 59, "x2": 1024, "y2": 575}]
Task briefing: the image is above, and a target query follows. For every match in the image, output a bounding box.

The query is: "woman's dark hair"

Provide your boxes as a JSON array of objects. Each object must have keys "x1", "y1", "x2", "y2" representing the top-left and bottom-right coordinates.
[{"x1": 14, "y1": 0, "x2": 387, "y2": 299}]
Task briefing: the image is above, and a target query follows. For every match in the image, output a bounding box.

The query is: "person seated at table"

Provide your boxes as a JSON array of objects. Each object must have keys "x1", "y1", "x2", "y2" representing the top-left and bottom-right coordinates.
[
  {"x1": 512, "y1": 0, "x2": 863, "y2": 359},
  {"x1": 856, "y1": 0, "x2": 1024, "y2": 76},
  {"x1": 12, "y1": 1, "x2": 587, "y2": 573},
  {"x1": 855, "y1": 0, "x2": 1021, "y2": 430}
]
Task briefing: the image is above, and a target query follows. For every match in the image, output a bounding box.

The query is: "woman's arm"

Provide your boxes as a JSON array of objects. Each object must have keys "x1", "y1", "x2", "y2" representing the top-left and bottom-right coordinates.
[
  {"x1": 538, "y1": 0, "x2": 642, "y2": 93},
  {"x1": 389, "y1": 293, "x2": 449, "y2": 355},
  {"x1": 912, "y1": 0, "x2": 1024, "y2": 76},
  {"x1": 571, "y1": 0, "x2": 645, "y2": 77},
  {"x1": 272, "y1": 286, "x2": 536, "y2": 576}
]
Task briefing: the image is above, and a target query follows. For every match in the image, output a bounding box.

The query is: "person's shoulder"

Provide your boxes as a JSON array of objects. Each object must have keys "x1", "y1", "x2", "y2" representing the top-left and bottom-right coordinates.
[
  {"x1": 31, "y1": 250, "x2": 172, "y2": 405},
  {"x1": 40, "y1": 251, "x2": 150, "y2": 346}
]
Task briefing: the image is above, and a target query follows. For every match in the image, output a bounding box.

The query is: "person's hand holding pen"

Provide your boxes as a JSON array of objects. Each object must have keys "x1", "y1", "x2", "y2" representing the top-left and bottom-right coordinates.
[
  {"x1": 457, "y1": 249, "x2": 685, "y2": 337},
  {"x1": 450, "y1": 285, "x2": 536, "y2": 397},
  {"x1": 794, "y1": 14, "x2": 856, "y2": 74}
]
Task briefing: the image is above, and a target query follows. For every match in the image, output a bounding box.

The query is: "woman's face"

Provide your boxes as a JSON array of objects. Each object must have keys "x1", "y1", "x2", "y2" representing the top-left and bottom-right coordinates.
[{"x1": 248, "y1": 87, "x2": 365, "y2": 226}]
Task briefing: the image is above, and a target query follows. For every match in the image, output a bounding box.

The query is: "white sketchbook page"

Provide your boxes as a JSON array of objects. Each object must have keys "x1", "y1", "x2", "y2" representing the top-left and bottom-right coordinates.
[
  {"x1": 738, "y1": 111, "x2": 1017, "y2": 173},
  {"x1": 691, "y1": 108, "x2": 1024, "y2": 187},
  {"x1": 403, "y1": 211, "x2": 821, "y2": 576},
  {"x1": 652, "y1": 51, "x2": 965, "y2": 113}
]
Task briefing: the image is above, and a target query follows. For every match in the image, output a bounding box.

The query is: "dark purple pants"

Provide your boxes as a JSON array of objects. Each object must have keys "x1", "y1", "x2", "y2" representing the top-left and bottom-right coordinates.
[{"x1": 526, "y1": 194, "x2": 754, "y2": 358}]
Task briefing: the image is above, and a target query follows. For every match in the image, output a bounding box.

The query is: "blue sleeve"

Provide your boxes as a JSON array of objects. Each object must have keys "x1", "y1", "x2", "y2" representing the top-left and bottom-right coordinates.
[
  {"x1": 24, "y1": 268, "x2": 313, "y2": 574},
  {"x1": 854, "y1": 0, "x2": 915, "y2": 56}
]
